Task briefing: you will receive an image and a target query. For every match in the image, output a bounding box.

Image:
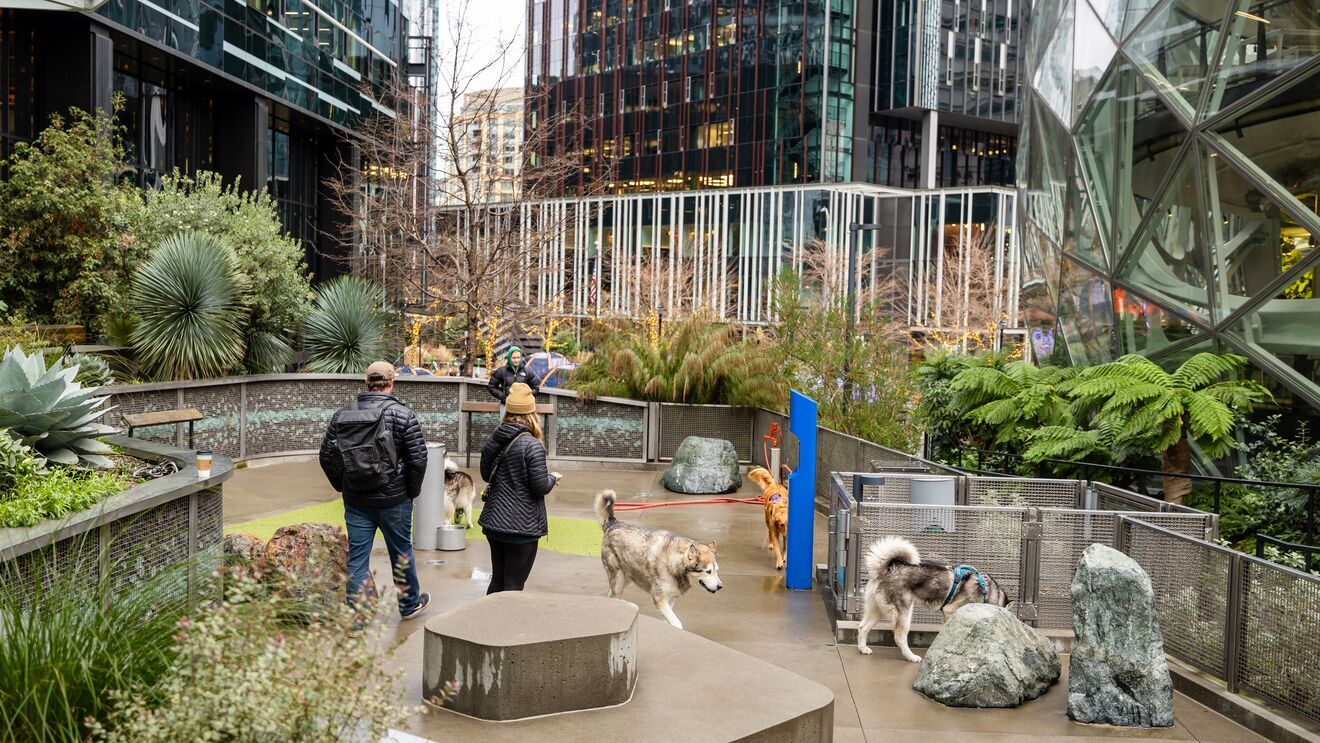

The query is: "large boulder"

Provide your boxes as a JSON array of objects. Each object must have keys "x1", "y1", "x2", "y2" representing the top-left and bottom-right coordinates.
[
  {"x1": 1068, "y1": 544, "x2": 1174, "y2": 727},
  {"x1": 261, "y1": 523, "x2": 349, "y2": 607},
  {"x1": 222, "y1": 532, "x2": 265, "y2": 571},
  {"x1": 912, "y1": 604, "x2": 1060, "y2": 707},
  {"x1": 660, "y1": 437, "x2": 742, "y2": 494}
]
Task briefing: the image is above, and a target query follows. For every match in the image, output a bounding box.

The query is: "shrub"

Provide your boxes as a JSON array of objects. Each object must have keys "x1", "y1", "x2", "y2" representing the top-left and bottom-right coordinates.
[
  {"x1": 0, "y1": 467, "x2": 128, "y2": 528},
  {"x1": 302, "y1": 277, "x2": 389, "y2": 374},
  {"x1": 0, "y1": 103, "x2": 141, "y2": 331},
  {"x1": 772, "y1": 272, "x2": 918, "y2": 451},
  {"x1": 0, "y1": 542, "x2": 182, "y2": 743},
  {"x1": 130, "y1": 233, "x2": 246, "y2": 380},
  {"x1": 64, "y1": 352, "x2": 115, "y2": 388},
  {"x1": 0, "y1": 346, "x2": 115, "y2": 467},
  {"x1": 125, "y1": 171, "x2": 313, "y2": 372},
  {"x1": 90, "y1": 572, "x2": 419, "y2": 742},
  {"x1": 571, "y1": 313, "x2": 784, "y2": 408},
  {"x1": 0, "y1": 433, "x2": 43, "y2": 494}
]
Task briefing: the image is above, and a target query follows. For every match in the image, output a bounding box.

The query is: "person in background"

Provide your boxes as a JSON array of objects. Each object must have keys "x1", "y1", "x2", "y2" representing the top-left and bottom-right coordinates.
[
  {"x1": 488, "y1": 346, "x2": 541, "y2": 417},
  {"x1": 319, "y1": 361, "x2": 431, "y2": 620},
  {"x1": 478, "y1": 383, "x2": 560, "y2": 593}
]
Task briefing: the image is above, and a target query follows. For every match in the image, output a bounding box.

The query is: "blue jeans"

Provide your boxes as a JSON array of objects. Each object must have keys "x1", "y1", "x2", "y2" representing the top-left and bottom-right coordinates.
[{"x1": 345, "y1": 500, "x2": 423, "y2": 615}]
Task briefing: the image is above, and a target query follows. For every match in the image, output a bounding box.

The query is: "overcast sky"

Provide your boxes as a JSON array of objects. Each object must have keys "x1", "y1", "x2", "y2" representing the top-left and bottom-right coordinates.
[{"x1": 436, "y1": 0, "x2": 527, "y2": 93}]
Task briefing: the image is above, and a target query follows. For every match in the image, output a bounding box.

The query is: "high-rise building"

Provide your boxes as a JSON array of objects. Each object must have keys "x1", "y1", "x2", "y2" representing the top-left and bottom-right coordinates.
[
  {"x1": 516, "y1": 0, "x2": 1026, "y2": 338},
  {"x1": 1018, "y1": 0, "x2": 1320, "y2": 422},
  {"x1": 448, "y1": 88, "x2": 524, "y2": 204},
  {"x1": 525, "y1": 0, "x2": 1022, "y2": 196},
  {"x1": 0, "y1": 0, "x2": 411, "y2": 276}
]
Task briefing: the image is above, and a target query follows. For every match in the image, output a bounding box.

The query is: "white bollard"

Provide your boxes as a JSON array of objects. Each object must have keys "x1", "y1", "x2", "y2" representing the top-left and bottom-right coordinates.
[
  {"x1": 770, "y1": 447, "x2": 781, "y2": 484},
  {"x1": 413, "y1": 442, "x2": 447, "y2": 550}
]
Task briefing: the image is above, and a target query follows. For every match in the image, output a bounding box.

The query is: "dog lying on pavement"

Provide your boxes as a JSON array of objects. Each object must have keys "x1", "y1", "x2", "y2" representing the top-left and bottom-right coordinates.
[
  {"x1": 746, "y1": 467, "x2": 788, "y2": 570},
  {"x1": 595, "y1": 489, "x2": 722, "y2": 629},
  {"x1": 443, "y1": 458, "x2": 477, "y2": 528},
  {"x1": 856, "y1": 536, "x2": 1013, "y2": 662}
]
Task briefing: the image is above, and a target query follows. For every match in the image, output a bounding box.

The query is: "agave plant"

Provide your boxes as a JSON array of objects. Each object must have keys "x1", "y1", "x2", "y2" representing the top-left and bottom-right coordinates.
[
  {"x1": 303, "y1": 277, "x2": 387, "y2": 374},
  {"x1": 64, "y1": 353, "x2": 115, "y2": 389},
  {"x1": 130, "y1": 232, "x2": 246, "y2": 381},
  {"x1": 0, "y1": 347, "x2": 115, "y2": 467}
]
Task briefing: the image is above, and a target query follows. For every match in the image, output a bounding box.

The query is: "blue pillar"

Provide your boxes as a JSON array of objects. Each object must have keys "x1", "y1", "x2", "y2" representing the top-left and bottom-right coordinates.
[{"x1": 786, "y1": 390, "x2": 818, "y2": 590}]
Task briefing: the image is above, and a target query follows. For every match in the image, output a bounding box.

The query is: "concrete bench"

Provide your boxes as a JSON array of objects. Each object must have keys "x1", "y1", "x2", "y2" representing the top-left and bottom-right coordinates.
[{"x1": 123, "y1": 408, "x2": 204, "y2": 449}]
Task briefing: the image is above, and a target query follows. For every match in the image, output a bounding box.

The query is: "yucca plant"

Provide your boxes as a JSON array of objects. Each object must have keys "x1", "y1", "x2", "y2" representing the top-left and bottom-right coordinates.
[
  {"x1": 242, "y1": 330, "x2": 294, "y2": 374},
  {"x1": 0, "y1": 347, "x2": 115, "y2": 467},
  {"x1": 1029, "y1": 353, "x2": 1269, "y2": 503},
  {"x1": 130, "y1": 232, "x2": 246, "y2": 380},
  {"x1": 571, "y1": 314, "x2": 784, "y2": 407},
  {"x1": 302, "y1": 277, "x2": 387, "y2": 374}
]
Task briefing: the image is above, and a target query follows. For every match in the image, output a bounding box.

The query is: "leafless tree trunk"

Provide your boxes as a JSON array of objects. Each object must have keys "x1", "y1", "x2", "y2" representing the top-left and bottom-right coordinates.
[{"x1": 323, "y1": 0, "x2": 615, "y2": 376}]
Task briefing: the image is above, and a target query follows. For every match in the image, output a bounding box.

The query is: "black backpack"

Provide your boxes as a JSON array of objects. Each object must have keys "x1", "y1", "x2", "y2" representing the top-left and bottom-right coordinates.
[{"x1": 333, "y1": 400, "x2": 399, "y2": 490}]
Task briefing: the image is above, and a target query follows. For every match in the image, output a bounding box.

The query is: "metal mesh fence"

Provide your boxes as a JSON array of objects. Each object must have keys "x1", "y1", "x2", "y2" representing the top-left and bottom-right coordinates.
[
  {"x1": 967, "y1": 476, "x2": 1082, "y2": 508},
  {"x1": 857, "y1": 502, "x2": 1027, "y2": 624},
  {"x1": 1094, "y1": 483, "x2": 1164, "y2": 513},
  {"x1": 1122, "y1": 521, "x2": 1231, "y2": 679},
  {"x1": 657, "y1": 404, "x2": 754, "y2": 461},
  {"x1": 1034, "y1": 510, "x2": 1217, "y2": 630},
  {"x1": 0, "y1": 534, "x2": 100, "y2": 608},
  {"x1": 1237, "y1": 557, "x2": 1320, "y2": 723},
  {"x1": 108, "y1": 497, "x2": 194, "y2": 618}
]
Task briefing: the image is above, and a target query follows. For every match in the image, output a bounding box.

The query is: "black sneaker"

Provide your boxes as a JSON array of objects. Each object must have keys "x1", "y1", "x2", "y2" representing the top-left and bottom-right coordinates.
[{"x1": 401, "y1": 592, "x2": 431, "y2": 620}]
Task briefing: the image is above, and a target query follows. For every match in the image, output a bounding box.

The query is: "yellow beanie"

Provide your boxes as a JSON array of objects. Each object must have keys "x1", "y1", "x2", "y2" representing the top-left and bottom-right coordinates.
[{"x1": 506, "y1": 382, "x2": 536, "y2": 415}]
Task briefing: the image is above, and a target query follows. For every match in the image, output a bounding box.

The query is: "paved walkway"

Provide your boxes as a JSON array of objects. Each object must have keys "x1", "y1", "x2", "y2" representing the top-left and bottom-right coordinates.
[{"x1": 225, "y1": 460, "x2": 1265, "y2": 742}]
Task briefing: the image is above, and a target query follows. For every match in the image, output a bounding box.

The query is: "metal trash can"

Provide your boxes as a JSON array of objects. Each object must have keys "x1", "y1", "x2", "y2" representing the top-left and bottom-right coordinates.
[
  {"x1": 910, "y1": 476, "x2": 957, "y2": 533},
  {"x1": 413, "y1": 442, "x2": 447, "y2": 550},
  {"x1": 437, "y1": 524, "x2": 467, "y2": 551}
]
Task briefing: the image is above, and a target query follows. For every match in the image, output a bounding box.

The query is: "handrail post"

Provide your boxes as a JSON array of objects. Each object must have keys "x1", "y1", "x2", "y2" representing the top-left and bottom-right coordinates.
[{"x1": 1224, "y1": 553, "x2": 1244, "y2": 694}]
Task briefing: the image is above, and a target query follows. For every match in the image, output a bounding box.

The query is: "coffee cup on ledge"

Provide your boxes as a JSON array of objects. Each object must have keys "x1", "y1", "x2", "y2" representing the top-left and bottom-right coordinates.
[{"x1": 196, "y1": 450, "x2": 213, "y2": 479}]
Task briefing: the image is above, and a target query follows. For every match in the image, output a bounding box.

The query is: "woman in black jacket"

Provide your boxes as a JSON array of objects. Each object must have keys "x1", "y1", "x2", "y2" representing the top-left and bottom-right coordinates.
[
  {"x1": 488, "y1": 346, "x2": 541, "y2": 416},
  {"x1": 478, "y1": 382, "x2": 560, "y2": 593}
]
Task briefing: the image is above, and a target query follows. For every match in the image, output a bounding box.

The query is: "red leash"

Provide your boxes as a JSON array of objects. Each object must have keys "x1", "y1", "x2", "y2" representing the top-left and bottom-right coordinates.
[{"x1": 613, "y1": 496, "x2": 764, "y2": 511}]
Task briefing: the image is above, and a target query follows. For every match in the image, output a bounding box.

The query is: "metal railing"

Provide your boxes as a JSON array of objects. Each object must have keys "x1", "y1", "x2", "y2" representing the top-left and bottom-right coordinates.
[{"x1": 1117, "y1": 518, "x2": 1320, "y2": 726}]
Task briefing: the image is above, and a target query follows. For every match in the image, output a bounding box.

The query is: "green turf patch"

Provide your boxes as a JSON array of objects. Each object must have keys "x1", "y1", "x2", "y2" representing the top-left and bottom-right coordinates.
[{"x1": 226, "y1": 501, "x2": 603, "y2": 557}]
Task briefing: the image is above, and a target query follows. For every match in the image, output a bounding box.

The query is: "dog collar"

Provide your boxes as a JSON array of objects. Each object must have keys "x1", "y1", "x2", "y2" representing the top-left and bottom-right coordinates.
[{"x1": 940, "y1": 565, "x2": 988, "y2": 610}]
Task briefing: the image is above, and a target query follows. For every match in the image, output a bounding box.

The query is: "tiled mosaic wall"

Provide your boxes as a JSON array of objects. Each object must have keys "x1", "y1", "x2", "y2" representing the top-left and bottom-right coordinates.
[
  {"x1": 555, "y1": 397, "x2": 646, "y2": 460},
  {"x1": 106, "y1": 377, "x2": 648, "y2": 462}
]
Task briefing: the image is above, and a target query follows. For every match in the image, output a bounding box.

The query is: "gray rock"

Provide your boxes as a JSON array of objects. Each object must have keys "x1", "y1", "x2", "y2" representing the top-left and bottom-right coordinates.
[
  {"x1": 912, "y1": 604, "x2": 1060, "y2": 707},
  {"x1": 1068, "y1": 544, "x2": 1174, "y2": 728},
  {"x1": 660, "y1": 437, "x2": 742, "y2": 494}
]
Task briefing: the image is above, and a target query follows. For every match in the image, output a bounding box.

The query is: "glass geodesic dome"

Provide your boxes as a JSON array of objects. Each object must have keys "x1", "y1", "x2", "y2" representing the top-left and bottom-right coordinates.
[{"x1": 1018, "y1": 0, "x2": 1320, "y2": 420}]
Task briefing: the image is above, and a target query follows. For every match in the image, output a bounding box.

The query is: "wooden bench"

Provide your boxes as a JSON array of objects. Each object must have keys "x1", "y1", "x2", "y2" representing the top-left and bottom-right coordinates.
[
  {"x1": 122, "y1": 408, "x2": 204, "y2": 449},
  {"x1": 460, "y1": 401, "x2": 554, "y2": 467}
]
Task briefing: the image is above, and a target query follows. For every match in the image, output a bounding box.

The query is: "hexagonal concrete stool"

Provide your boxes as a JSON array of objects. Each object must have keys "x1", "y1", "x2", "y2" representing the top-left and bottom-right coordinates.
[{"x1": 422, "y1": 592, "x2": 639, "y2": 720}]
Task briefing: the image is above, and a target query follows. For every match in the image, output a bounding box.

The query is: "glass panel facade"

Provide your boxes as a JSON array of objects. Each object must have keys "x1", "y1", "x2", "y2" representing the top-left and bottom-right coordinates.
[
  {"x1": 1208, "y1": 0, "x2": 1320, "y2": 116},
  {"x1": 1114, "y1": 151, "x2": 1211, "y2": 319},
  {"x1": 1072, "y1": 0, "x2": 1116, "y2": 124},
  {"x1": 1057, "y1": 257, "x2": 1116, "y2": 365},
  {"x1": 1022, "y1": 0, "x2": 1320, "y2": 420},
  {"x1": 1123, "y1": 0, "x2": 1227, "y2": 117},
  {"x1": 1033, "y1": 0, "x2": 1074, "y2": 122}
]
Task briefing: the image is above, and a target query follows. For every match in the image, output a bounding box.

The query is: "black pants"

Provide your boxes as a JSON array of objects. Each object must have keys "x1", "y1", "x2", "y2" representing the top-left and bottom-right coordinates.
[{"x1": 487, "y1": 539, "x2": 539, "y2": 594}]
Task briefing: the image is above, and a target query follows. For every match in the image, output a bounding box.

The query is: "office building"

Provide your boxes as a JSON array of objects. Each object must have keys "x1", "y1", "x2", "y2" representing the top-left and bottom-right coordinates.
[
  {"x1": 447, "y1": 87, "x2": 524, "y2": 203},
  {"x1": 1018, "y1": 0, "x2": 1320, "y2": 418},
  {"x1": 0, "y1": 0, "x2": 411, "y2": 276}
]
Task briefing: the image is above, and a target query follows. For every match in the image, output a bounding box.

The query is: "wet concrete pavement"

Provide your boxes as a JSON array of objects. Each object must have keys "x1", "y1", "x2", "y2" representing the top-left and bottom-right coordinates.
[{"x1": 225, "y1": 459, "x2": 1266, "y2": 742}]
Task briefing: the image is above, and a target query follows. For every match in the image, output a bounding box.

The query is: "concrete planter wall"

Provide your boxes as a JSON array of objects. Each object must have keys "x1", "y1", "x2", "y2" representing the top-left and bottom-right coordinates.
[{"x1": 0, "y1": 435, "x2": 233, "y2": 611}]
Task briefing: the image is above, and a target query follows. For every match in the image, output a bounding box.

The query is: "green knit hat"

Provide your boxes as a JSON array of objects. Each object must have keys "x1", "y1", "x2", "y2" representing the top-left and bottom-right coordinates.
[{"x1": 506, "y1": 346, "x2": 522, "y2": 368}]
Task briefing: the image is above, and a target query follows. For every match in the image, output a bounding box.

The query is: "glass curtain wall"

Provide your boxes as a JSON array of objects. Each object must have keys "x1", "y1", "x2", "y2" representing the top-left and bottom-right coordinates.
[{"x1": 1019, "y1": 0, "x2": 1320, "y2": 417}]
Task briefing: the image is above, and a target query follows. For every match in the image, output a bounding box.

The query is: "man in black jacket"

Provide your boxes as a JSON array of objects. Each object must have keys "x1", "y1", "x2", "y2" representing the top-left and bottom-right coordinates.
[
  {"x1": 319, "y1": 361, "x2": 431, "y2": 619},
  {"x1": 488, "y1": 346, "x2": 541, "y2": 415}
]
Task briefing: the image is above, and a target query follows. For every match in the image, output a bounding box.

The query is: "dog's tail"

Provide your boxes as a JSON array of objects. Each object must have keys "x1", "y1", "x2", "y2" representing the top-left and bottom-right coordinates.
[
  {"x1": 444, "y1": 458, "x2": 460, "y2": 473},
  {"x1": 594, "y1": 490, "x2": 617, "y2": 526},
  {"x1": 864, "y1": 536, "x2": 920, "y2": 579}
]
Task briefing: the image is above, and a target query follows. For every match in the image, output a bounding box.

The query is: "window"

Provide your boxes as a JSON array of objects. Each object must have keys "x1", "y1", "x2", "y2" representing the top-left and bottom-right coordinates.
[{"x1": 945, "y1": 31, "x2": 955, "y2": 86}]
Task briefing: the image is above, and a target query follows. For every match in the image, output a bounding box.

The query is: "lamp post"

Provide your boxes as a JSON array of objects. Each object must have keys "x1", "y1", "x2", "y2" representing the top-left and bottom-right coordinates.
[
  {"x1": 843, "y1": 222, "x2": 885, "y2": 414},
  {"x1": 656, "y1": 303, "x2": 666, "y2": 338}
]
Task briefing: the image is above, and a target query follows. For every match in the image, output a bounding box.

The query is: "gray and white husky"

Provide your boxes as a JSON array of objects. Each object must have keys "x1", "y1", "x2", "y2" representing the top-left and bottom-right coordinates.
[
  {"x1": 595, "y1": 490, "x2": 723, "y2": 630},
  {"x1": 443, "y1": 458, "x2": 477, "y2": 528},
  {"x1": 856, "y1": 536, "x2": 1012, "y2": 662}
]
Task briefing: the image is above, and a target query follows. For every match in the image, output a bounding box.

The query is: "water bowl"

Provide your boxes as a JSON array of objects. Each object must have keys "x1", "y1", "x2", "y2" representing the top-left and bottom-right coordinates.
[{"x1": 437, "y1": 524, "x2": 467, "y2": 551}]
